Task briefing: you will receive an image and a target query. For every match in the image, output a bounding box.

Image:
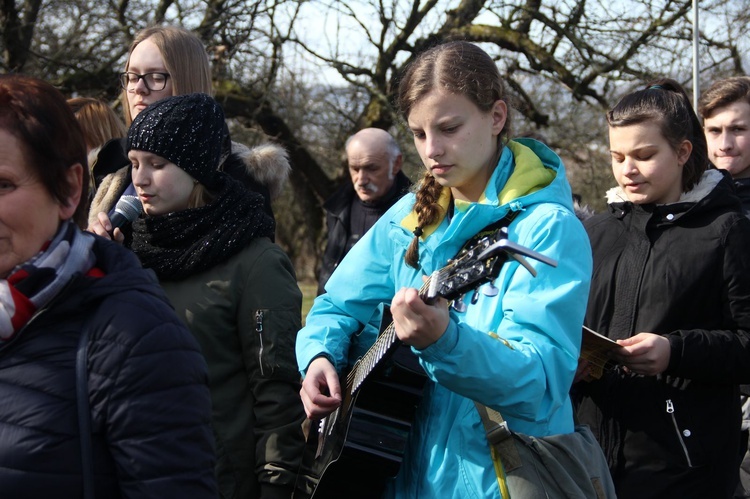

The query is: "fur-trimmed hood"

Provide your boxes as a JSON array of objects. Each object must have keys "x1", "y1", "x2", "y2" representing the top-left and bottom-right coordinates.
[{"x1": 228, "y1": 141, "x2": 291, "y2": 201}]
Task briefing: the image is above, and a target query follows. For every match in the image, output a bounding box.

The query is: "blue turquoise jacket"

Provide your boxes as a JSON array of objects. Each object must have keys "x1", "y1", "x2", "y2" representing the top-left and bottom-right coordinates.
[{"x1": 297, "y1": 139, "x2": 592, "y2": 498}]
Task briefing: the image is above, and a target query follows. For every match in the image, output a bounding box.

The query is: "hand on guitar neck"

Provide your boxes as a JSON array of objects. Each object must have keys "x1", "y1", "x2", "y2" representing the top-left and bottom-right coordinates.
[{"x1": 390, "y1": 278, "x2": 451, "y2": 351}]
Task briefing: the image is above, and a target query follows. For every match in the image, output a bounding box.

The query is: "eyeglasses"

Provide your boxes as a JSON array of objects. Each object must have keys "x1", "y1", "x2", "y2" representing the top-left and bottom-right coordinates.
[{"x1": 119, "y1": 72, "x2": 170, "y2": 91}]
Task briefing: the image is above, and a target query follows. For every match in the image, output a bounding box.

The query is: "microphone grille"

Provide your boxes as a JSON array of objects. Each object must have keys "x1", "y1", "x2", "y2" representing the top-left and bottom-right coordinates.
[{"x1": 114, "y1": 195, "x2": 143, "y2": 222}]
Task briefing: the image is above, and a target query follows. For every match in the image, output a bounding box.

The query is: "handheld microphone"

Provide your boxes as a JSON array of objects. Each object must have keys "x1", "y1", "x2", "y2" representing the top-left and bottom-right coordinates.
[{"x1": 108, "y1": 195, "x2": 142, "y2": 237}]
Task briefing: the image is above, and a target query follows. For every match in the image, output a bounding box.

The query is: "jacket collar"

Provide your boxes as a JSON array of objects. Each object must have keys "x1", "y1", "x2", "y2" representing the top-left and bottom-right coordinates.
[
  {"x1": 606, "y1": 169, "x2": 742, "y2": 224},
  {"x1": 605, "y1": 168, "x2": 724, "y2": 205},
  {"x1": 400, "y1": 139, "x2": 556, "y2": 238}
]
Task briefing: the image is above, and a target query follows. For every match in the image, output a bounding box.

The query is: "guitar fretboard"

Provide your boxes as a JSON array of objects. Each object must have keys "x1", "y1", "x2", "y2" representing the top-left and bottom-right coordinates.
[{"x1": 345, "y1": 268, "x2": 447, "y2": 395}]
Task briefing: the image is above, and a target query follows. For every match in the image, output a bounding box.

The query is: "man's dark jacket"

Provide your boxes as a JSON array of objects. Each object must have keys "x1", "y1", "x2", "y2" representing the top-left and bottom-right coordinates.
[{"x1": 317, "y1": 171, "x2": 411, "y2": 295}]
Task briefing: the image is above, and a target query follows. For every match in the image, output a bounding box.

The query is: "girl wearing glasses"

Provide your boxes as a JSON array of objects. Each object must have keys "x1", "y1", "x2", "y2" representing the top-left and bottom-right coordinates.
[{"x1": 88, "y1": 26, "x2": 286, "y2": 237}]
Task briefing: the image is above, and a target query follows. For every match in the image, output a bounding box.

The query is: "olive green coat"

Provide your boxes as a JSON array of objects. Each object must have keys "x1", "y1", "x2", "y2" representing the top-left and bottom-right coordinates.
[{"x1": 161, "y1": 237, "x2": 310, "y2": 499}]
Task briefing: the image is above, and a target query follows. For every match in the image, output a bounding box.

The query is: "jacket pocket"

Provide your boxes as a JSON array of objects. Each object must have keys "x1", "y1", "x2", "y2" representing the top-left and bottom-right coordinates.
[{"x1": 252, "y1": 308, "x2": 299, "y2": 381}]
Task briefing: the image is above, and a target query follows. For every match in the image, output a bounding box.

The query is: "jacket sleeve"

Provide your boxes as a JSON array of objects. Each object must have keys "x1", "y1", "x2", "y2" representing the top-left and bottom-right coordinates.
[
  {"x1": 666, "y1": 215, "x2": 750, "y2": 383},
  {"x1": 416, "y1": 206, "x2": 592, "y2": 422},
  {"x1": 93, "y1": 306, "x2": 217, "y2": 498},
  {"x1": 296, "y1": 212, "x2": 400, "y2": 374},
  {"x1": 236, "y1": 242, "x2": 310, "y2": 497}
]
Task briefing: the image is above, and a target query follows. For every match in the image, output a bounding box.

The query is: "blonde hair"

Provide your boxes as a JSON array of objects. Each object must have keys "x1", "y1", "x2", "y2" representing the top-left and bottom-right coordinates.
[
  {"x1": 67, "y1": 97, "x2": 126, "y2": 152},
  {"x1": 187, "y1": 183, "x2": 216, "y2": 209},
  {"x1": 121, "y1": 26, "x2": 213, "y2": 125},
  {"x1": 397, "y1": 41, "x2": 511, "y2": 269}
]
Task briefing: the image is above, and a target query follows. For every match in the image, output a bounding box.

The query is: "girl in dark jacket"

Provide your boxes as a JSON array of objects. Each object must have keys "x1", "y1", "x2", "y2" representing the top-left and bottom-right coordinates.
[
  {"x1": 0, "y1": 75, "x2": 216, "y2": 497},
  {"x1": 575, "y1": 78, "x2": 750, "y2": 498},
  {"x1": 90, "y1": 92, "x2": 312, "y2": 498}
]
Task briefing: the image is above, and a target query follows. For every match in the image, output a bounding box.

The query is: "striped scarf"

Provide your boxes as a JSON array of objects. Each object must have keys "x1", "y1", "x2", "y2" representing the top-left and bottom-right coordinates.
[{"x1": 0, "y1": 221, "x2": 96, "y2": 340}]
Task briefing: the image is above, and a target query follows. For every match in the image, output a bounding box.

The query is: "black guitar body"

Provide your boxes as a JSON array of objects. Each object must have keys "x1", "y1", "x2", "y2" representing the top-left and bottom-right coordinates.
[{"x1": 305, "y1": 342, "x2": 427, "y2": 499}]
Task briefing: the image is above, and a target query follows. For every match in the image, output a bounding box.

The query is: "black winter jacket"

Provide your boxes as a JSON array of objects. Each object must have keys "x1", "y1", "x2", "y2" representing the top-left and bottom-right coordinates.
[
  {"x1": 576, "y1": 170, "x2": 750, "y2": 499},
  {"x1": 734, "y1": 177, "x2": 750, "y2": 218},
  {"x1": 0, "y1": 236, "x2": 217, "y2": 498}
]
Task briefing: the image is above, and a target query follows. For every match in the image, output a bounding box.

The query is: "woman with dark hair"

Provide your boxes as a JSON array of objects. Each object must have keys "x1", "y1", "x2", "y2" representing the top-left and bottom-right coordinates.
[
  {"x1": 575, "y1": 78, "x2": 750, "y2": 498},
  {"x1": 296, "y1": 41, "x2": 593, "y2": 498},
  {"x1": 0, "y1": 74, "x2": 216, "y2": 497}
]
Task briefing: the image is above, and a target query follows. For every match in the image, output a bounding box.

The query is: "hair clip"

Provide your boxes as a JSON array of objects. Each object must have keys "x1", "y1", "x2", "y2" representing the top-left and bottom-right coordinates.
[{"x1": 647, "y1": 84, "x2": 664, "y2": 90}]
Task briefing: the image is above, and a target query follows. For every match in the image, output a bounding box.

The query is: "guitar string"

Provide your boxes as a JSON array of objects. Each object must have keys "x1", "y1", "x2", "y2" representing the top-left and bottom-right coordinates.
[{"x1": 344, "y1": 264, "x2": 458, "y2": 392}]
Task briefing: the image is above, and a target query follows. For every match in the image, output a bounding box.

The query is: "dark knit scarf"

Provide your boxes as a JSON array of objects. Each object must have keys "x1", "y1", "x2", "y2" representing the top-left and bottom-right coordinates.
[
  {"x1": 130, "y1": 176, "x2": 274, "y2": 281},
  {"x1": 0, "y1": 221, "x2": 96, "y2": 340}
]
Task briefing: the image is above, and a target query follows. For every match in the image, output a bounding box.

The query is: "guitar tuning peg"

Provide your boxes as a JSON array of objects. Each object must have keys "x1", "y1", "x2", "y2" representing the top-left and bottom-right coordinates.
[
  {"x1": 451, "y1": 295, "x2": 468, "y2": 313},
  {"x1": 482, "y1": 281, "x2": 499, "y2": 297}
]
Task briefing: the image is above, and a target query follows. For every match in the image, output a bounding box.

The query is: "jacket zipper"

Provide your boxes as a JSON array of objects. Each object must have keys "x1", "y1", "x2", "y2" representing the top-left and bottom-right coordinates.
[
  {"x1": 666, "y1": 399, "x2": 693, "y2": 467},
  {"x1": 255, "y1": 310, "x2": 264, "y2": 376}
]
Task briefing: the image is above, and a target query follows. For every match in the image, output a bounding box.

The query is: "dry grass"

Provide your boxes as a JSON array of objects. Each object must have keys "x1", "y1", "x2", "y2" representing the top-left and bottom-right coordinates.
[{"x1": 298, "y1": 280, "x2": 317, "y2": 326}]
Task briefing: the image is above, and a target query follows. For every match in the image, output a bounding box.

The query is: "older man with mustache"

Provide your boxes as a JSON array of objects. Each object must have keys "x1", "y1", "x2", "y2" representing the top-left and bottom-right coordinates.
[{"x1": 317, "y1": 128, "x2": 412, "y2": 295}]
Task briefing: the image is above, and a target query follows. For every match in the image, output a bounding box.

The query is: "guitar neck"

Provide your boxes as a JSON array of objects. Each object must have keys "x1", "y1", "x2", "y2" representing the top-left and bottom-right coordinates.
[
  {"x1": 345, "y1": 273, "x2": 438, "y2": 395},
  {"x1": 346, "y1": 322, "x2": 399, "y2": 394}
]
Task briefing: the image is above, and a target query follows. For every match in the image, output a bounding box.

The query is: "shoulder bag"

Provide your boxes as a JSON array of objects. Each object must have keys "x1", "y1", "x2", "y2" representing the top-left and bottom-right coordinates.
[{"x1": 475, "y1": 402, "x2": 616, "y2": 499}]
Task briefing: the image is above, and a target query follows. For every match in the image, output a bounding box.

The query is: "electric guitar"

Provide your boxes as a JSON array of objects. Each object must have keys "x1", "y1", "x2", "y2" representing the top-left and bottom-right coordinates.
[{"x1": 299, "y1": 227, "x2": 557, "y2": 499}]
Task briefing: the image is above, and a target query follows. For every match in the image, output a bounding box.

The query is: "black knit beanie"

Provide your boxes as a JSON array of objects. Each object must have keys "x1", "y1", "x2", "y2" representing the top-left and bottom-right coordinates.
[{"x1": 127, "y1": 93, "x2": 224, "y2": 189}]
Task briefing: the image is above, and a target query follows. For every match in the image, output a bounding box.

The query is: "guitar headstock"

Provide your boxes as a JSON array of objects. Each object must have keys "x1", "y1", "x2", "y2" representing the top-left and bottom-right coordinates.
[
  {"x1": 425, "y1": 228, "x2": 511, "y2": 303},
  {"x1": 424, "y1": 227, "x2": 558, "y2": 303}
]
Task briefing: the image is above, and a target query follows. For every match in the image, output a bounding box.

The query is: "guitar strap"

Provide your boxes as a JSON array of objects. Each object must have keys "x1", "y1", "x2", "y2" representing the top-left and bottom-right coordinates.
[
  {"x1": 475, "y1": 402, "x2": 520, "y2": 498},
  {"x1": 455, "y1": 210, "x2": 520, "y2": 257}
]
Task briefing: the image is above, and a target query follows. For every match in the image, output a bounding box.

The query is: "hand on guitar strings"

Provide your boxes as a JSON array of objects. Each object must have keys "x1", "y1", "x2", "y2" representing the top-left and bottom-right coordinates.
[
  {"x1": 300, "y1": 356, "x2": 342, "y2": 420},
  {"x1": 391, "y1": 286, "x2": 451, "y2": 351}
]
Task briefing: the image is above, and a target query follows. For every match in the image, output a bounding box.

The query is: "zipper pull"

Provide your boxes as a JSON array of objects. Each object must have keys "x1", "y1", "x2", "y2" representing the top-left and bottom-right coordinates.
[
  {"x1": 256, "y1": 310, "x2": 265, "y2": 377},
  {"x1": 666, "y1": 399, "x2": 674, "y2": 414},
  {"x1": 255, "y1": 310, "x2": 264, "y2": 333}
]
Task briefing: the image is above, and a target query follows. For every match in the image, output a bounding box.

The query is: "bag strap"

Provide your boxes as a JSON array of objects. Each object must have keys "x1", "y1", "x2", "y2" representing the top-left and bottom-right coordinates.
[
  {"x1": 474, "y1": 402, "x2": 522, "y2": 471},
  {"x1": 456, "y1": 210, "x2": 520, "y2": 257},
  {"x1": 76, "y1": 324, "x2": 95, "y2": 499},
  {"x1": 467, "y1": 211, "x2": 525, "y2": 493},
  {"x1": 467, "y1": 209, "x2": 523, "y2": 471},
  {"x1": 467, "y1": 209, "x2": 523, "y2": 467}
]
